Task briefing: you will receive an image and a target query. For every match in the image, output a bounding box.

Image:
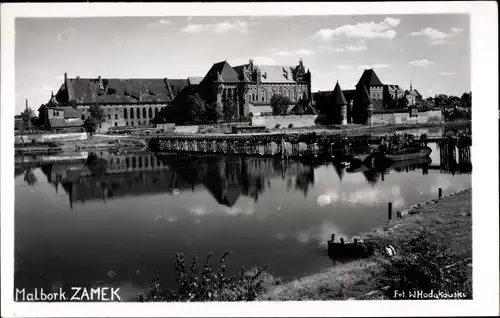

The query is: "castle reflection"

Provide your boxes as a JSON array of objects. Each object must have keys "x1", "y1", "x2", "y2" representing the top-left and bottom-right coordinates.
[
  {"x1": 17, "y1": 144, "x2": 470, "y2": 208},
  {"x1": 33, "y1": 151, "x2": 318, "y2": 208}
]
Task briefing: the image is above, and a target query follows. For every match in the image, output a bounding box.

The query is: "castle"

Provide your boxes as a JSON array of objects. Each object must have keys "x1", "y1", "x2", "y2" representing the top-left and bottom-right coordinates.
[
  {"x1": 312, "y1": 68, "x2": 422, "y2": 125},
  {"x1": 37, "y1": 62, "x2": 418, "y2": 131}
]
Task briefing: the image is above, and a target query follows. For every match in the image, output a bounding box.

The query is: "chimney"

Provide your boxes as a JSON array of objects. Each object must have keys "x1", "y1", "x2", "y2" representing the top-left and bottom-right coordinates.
[{"x1": 64, "y1": 72, "x2": 68, "y2": 89}]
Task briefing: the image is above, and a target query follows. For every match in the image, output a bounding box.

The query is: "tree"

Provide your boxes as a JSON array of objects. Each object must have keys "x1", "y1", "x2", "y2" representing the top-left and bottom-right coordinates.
[
  {"x1": 24, "y1": 167, "x2": 37, "y2": 186},
  {"x1": 84, "y1": 103, "x2": 105, "y2": 134},
  {"x1": 270, "y1": 95, "x2": 292, "y2": 115},
  {"x1": 397, "y1": 97, "x2": 408, "y2": 109},
  {"x1": 186, "y1": 93, "x2": 207, "y2": 124},
  {"x1": 21, "y1": 107, "x2": 37, "y2": 130},
  {"x1": 461, "y1": 91, "x2": 471, "y2": 108},
  {"x1": 417, "y1": 97, "x2": 435, "y2": 110},
  {"x1": 223, "y1": 100, "x2": 238, "y2": 122},
  {"x1": 434, "y1": 94, "x2": 449, "y2": 108},
  {"x1": 384, "y1": 95, "x2": 398, "y2": 109},
  {"x1": 206, "y1": 101, "x2": 224, "y2": 123}
]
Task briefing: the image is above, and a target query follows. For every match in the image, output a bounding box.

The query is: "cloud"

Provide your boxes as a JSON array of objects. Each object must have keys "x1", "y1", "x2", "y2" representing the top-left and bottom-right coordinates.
[
  {"x1": 409, "y1": 59, "x2": 434, "y2": 67},
  {"x1": 187, "y1": 204, "x2": 255, "y2": 217},
  {"x1": 39, "y1": 85, "x2": 55, "y2": 95},
  {"x1": 229, "y1": 56, "x2": 277, "y2": 66},
  {"x1": 319, "y1": 185, "x2": 406, "y2": 208},
  {"x1": 269, "y1": 48, "x2": 314, "y2": 57},
  {"x1": 358, "y1": 64, "x2": 392, "y2": 69},
  {"x1": 56, "y1": 28, "x2": 76, "y2": 42},
  {"x1": 181, "y1": 20, "x2": 255, "y2": 34},
  {"x1": 146, "y1": 19, "x2": 172, "y2": 28},
  {"x1": 314, "y1": 17, "x2": 400, "y2": 41},
  {"x1": 439, "y1": 71, "x2": 456, "y2": 76},
  {"x1": 409, "y1": 27, "x2": 464, "y2": 45},
  {"x1": 318, "y1": 40, "x2": 367, "y2": 52},
  {"x1": 337, "y1": 64, "x2": 354, "y2": 70}
]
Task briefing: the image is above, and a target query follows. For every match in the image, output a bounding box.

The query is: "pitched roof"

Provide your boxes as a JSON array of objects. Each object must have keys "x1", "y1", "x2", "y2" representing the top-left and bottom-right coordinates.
[
  {"x1": 260, "y1": 65, "x2": 296, "y2": 83},
  {"x1": 55, "y1": 77, "x2": 190, "y2": 105},
  {"x1": 357, "y1": 83, "x2": 371, "y2": 104},
  {"x1": 48, "y1": 118, "x2": 83, "y2": 128},
  {"x1": 357, "y1": 69, "x2": 384, "y2": 87},
  {"x1": 332, "y1": 82, "x2": 347, "y2": 105},
  {"x1": 233, "y1": 63, "x2": 300, "y2": 83},
  {"x1": 201, "y1": 61, "x2": 241, "y2": 84},
  {"x1": 62, "y1": 107, "x2": 82, "y2": 118}
]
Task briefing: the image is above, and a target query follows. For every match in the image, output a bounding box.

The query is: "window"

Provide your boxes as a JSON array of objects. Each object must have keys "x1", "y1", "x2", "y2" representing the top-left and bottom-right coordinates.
[
  {"x1": 126, "y1": 121, "x2": 129, "y2": 126},
  {"x1": 124, "y1": 108, "x2": 128, "y2": 119},
  {"x1": 155, "y1": 108, "x2": 159, "y2": 116},
  {"x1": 114, "y1": 114, "x2": 118, "y2": 119},
  {"x1": 142, "y1": 108, "x2": 146, "y2": 118},
  {"x1": 262, "y1": 96, "x2": 265, "y2": 102},
  {"x1": 107, "y1": 114, "x2": 111, "y2": 120},
  {"x1": 130, "y1": 109, "x2": 134, "y2": 119},
  {"x1": 131, "y1": 121, "x2": 134, "y2": 126},
  {"x1": 136, "y1": 108, "x2": 140, "y2": 119},
  {"x1": 114, "y1": 122, "x2": 118, "y2": 126},
  {"x1": 148, "y1": 108, "x2": 153, "y2": 118},
  {"x1": 81, "y1": 114, "x2": 85, "y2": 120}
]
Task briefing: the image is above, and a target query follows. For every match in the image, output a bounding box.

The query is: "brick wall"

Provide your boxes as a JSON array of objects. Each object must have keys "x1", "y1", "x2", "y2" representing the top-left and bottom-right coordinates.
[
  {"x1": 251, "y1": 115, "x2": 319, "y2": 128},
  {"x1": 371, "y1": 109, "x2": 444, "y2": 125}
]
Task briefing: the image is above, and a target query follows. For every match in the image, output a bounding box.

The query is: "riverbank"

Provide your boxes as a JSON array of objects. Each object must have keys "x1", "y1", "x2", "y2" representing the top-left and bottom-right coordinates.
[
  {"x1": 259, "y1": 188, "x2": 472, "y2": 300},
  {"x1": 15, "y1": 134, "x2": 145, "y2": 155}
]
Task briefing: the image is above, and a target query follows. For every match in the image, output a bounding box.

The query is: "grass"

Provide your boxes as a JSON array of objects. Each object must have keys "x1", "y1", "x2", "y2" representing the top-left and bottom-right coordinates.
[{"x1": 260, "y1": 189, "x2": 472, "y2": 301}]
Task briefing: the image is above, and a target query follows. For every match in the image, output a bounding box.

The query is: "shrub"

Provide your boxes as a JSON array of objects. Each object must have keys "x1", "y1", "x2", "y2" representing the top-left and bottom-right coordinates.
[
  {"x1": 288, "y1": 123, "x2": 294, "y2": 128},
  {"x1": 138, "y1": 252, "x2": 272, "y2": 302},
  {"x1": 275, "y1": 123, "x2": 281, "y2": 129}
]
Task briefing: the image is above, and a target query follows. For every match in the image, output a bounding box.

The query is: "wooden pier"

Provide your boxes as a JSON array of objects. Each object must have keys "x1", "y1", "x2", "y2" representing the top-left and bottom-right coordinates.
[
  {"x1": 148, "y1": 132, "x2": 471, "y2": 160},
  {"x1": 327, "y1": 234, "x2": 374, "y2": 259}
]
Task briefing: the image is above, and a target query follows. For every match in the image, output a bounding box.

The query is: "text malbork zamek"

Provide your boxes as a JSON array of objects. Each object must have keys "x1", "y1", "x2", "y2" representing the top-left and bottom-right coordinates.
[{"x1": 15, "y1": 287, "x2": 121, "y2": 301}]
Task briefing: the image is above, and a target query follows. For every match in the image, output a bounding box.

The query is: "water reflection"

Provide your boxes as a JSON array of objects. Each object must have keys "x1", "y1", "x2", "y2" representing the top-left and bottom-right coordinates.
[{"x1": 15, "y1": 144, "x2": 472, "y2": 208}]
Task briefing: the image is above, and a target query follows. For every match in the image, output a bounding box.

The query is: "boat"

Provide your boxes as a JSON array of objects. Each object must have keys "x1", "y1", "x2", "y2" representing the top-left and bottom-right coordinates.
[{"x1": 383, "y1": 145, "x2": 432, "y2": 162}]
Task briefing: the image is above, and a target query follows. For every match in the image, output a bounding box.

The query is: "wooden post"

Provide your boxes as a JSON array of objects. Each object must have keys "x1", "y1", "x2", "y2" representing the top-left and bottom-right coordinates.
[
  {"x1": 331, "y1": 234, "x2": 335, "y2": 242},
  {"x1": 439, "y1": 188, "x2": 442, "y2": 199},
  {"x1": 340, "y1": 238, "x2": 345, "y2": 245},
  {"x1": 388, "y1": 202, "x2": 393, "y2": 220},
  {"x1": 353, "y1": 238, "x2": 358, "y2": 246}
]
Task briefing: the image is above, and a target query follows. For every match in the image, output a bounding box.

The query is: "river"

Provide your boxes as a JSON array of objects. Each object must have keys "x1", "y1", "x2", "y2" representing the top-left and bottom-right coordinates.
[{"x1": 14, "y1": 126, "x2": 472, "y2": 301}]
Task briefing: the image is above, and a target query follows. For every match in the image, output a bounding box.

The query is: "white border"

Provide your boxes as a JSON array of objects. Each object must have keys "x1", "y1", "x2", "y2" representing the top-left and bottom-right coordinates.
[{"x1": 1, "y1": 2, "x2": 498, "y2": 317}]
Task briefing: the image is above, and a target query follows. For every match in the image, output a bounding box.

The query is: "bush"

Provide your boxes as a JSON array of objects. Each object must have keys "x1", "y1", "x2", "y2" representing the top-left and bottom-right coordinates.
[
  {"x1": 275, "y1": 123, "x2": 281, "y2": 129},
  {"x1": 138, "y1": 252, "x2": 272, "y2": 302},
  {"x1": 288, "y1": 123, "x2": 294, "y2": 128}
]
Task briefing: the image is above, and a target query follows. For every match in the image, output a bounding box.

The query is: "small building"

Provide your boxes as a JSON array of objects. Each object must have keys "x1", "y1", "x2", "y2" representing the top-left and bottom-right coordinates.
[
  {"x1": 38, "y1": 93, "x2": 84, "y2": 131},
  {"x1": 405, "y1": 84, "x2": 422, "y2": 106}
]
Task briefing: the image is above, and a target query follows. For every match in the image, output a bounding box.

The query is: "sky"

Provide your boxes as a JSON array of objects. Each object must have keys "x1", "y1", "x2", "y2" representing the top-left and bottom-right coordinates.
[{"x1": 15, "y1": 14, "x2": 470, "y2": 114}]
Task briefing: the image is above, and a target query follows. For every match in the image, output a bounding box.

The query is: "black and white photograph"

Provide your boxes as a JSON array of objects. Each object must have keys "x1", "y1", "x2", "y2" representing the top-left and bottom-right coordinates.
[{"x1": 1, "y1": 2, "x2": 498, "y2": 317}]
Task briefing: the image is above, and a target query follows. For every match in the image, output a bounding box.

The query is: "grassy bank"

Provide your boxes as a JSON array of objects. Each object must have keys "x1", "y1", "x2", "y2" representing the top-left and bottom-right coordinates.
[{"x1": 259, "y1": 188, "x2": 472, "y2": 300}]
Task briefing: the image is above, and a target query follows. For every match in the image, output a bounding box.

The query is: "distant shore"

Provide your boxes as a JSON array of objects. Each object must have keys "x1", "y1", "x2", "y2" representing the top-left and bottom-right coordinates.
[{"x1": 258, "y1": 188, "x2": 472, "y2": 301}]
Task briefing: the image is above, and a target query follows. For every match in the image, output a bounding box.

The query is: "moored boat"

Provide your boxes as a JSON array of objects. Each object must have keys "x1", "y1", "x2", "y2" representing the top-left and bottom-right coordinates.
[{"x1": 383, "y1": 145, "x2": 432, "y2": 162}]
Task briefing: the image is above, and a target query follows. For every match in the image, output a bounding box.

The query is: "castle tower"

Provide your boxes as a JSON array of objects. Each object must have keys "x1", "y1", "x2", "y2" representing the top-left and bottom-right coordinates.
[
  {"x1": 331, "y1": 81, "x2": 348, "y2": 125},
  {"x1": 354, "y1": 83, "x2": 372, "y2": 125}
]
